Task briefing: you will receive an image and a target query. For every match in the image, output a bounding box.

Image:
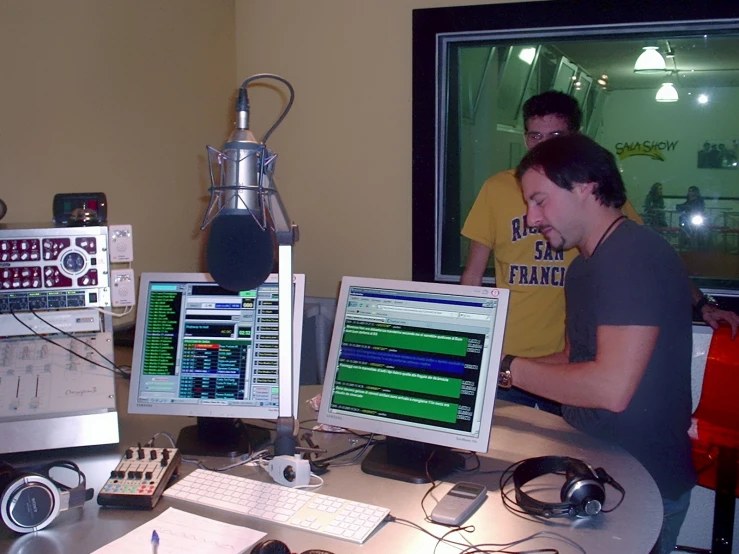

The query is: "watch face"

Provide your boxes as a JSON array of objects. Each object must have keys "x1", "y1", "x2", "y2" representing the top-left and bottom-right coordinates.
[{"x1": 498, "y1": 370, "x2": 512, "y2": 389}]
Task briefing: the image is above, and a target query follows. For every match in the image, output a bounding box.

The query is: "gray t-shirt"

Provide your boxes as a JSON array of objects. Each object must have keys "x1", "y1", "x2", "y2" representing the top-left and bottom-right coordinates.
[{"x1": 562, "y1": 219, "x2": 696, "y2": 500}]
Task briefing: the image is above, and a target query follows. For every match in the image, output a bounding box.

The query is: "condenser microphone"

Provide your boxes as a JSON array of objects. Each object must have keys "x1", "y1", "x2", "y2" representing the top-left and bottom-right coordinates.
[
  {"x1": 205, "y1": 86, "x2": 276, "y2": 292},
  {"x1": 203, "y1": 73, "x2": 301, "y2": 470}
]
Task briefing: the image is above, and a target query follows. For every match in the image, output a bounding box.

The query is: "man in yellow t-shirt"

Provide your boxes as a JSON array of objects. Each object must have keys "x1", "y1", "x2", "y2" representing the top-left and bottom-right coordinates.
[{"x1": 461, "y1": 91, "x2": 641, "y2": 412}]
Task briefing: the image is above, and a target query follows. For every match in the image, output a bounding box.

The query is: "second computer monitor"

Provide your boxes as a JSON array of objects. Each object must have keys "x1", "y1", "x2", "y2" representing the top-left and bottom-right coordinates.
[{"x1": 318, "y1": 277, "x2": 508, "y2": 483}]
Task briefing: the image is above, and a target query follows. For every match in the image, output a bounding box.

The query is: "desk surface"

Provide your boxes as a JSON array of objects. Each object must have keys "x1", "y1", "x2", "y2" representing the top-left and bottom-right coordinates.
[{"x1": 0, "y1": 356, "x2": 663, "y2": 554}]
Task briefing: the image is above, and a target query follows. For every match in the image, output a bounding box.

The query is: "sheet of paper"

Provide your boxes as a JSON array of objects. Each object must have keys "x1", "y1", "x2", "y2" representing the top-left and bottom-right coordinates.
[{"x1": 91, "y1": 507, "x2": 267, "y2": 554}]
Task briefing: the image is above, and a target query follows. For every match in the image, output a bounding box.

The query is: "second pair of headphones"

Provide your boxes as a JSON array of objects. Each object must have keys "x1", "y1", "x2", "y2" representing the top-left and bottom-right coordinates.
[
  {"x1": 507, "y1": 456, "x2": 624, "y2": 518},
  {"x1": 0, "y1": 460, "x2": 94, "y2": 533},
  {"x1": 250, "y1": 539, "x2": 334, "y2": 554}
]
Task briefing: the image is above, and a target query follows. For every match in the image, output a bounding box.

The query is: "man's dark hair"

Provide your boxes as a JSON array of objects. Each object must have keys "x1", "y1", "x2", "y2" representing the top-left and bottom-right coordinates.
[
  {"x1": 515, "y1": 134, "x2": 626, "y2": 209},
  {"x1": 522, "y1": 91, "x2": 582, "y2": 132}
]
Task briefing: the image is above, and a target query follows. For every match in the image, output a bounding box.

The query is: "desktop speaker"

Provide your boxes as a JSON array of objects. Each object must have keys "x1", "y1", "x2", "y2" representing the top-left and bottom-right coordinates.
[
  {"x1": 0, "y1": 460, "x2": 94, "y2": 533},
  {"x1": 512, "y1": 456, "x2": 621, "y2": 518}
]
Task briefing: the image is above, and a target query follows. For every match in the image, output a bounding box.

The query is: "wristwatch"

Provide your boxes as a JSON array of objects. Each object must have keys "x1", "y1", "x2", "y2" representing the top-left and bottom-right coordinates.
[
  {"x1": 498, "y1": 355, "x2": 516, "y2": 390},
  {"x1": 695, "y1": 295, "x2": 717, "y2": 312}
]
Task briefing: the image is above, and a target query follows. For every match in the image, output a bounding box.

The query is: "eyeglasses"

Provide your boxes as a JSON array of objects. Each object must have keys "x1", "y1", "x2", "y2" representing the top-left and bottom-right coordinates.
[{"x1": 524, "y1": 130, "x2": 568, "y2": 143}]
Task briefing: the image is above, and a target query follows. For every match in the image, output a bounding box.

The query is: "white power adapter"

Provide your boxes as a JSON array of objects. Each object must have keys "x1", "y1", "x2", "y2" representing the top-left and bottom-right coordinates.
[
  {"x1": 108, "y1": 224, "x2": 134, "y2": 262},
  {"x1": 111, "y1": 269, "x2": 136, "y2": 307},
  {"x1": 268, "y1": 455, "x2": 311, "y2": 487}
]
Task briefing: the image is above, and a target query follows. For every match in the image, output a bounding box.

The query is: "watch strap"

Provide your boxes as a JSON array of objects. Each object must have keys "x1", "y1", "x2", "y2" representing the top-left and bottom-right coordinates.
[{"x1": 501, "y1": 355, "x2": 516, "y2": 373}]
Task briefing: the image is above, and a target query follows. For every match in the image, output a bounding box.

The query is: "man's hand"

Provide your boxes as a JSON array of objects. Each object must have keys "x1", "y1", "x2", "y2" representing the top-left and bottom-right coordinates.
[{"x1": 701, "y1": 304, "x2": 739, "y2": 339}]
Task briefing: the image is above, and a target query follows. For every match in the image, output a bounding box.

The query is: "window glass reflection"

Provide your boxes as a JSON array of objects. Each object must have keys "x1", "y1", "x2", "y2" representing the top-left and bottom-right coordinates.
[{"x1": 444, "y1": 35, "x2": 739, "y2": 290}]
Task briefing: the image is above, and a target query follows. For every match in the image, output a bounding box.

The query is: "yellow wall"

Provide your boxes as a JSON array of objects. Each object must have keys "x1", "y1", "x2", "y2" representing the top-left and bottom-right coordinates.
[
  {"x1": 235, "y1": 0, "x2": 516, "y2": 297},
  {"x1": 0, "y1": 0, "x2": 523, "y2": 314},
  {"x1": 0, "y1": 0, "x2": 236, "y2": 326}
]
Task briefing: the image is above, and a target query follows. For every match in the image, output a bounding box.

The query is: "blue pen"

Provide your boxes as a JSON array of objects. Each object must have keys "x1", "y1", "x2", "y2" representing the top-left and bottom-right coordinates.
[{"x1": 151, "y1": 529, "x2": 160, "y2": 554}]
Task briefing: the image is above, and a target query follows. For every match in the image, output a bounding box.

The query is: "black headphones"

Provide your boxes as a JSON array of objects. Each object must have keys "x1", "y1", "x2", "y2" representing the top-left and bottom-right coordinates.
[
  {"x1": 249, "y1": 540, "x2": 334, "y2": 554},
  {"x1": 0, "y1": 460, "x2": 94, "y2": 533},
  {"x1": 509, "y1": 456, "x2": 624, "y2": 518}
]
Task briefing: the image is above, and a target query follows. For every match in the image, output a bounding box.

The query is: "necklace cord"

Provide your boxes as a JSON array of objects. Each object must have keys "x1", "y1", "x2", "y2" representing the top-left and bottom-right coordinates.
[{"x1": 590, "y1": 215, "x2": 626, "y2": 258}]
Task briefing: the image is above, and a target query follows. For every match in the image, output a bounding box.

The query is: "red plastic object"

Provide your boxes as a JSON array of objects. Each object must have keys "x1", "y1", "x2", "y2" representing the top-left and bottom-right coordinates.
[{"x1": 689, "y1": 325, "x2": 739, "y2": 495}]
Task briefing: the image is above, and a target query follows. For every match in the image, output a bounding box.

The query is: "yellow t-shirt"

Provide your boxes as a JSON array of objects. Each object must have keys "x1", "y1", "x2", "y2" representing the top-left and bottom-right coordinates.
[{"x1": 461, "y1": 169, "x2": 642, "y2": 358}]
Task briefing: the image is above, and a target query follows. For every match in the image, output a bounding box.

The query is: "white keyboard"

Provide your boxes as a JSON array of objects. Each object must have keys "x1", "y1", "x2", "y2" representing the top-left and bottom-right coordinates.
[{"x1": 163, "y1": 469, "x2": 390, "y2": 544}]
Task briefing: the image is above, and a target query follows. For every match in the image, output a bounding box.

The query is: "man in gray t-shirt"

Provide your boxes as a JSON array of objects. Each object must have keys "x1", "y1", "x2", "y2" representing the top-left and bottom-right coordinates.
[
  {"x1": 501, "y1": 134, "x2": 696, "y2": 554},
  {"x1": 562, "y1": 219, "x2": 695, "y2": 504}
]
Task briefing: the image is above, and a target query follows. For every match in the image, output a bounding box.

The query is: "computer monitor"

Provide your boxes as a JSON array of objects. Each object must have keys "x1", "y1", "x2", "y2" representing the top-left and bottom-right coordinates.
[
  {"x1": 317, "y1": 277, "x2": 509, "y2": 483},
  {"x1": 128, "y1": 272, "x2": 305, "y2": 456}
]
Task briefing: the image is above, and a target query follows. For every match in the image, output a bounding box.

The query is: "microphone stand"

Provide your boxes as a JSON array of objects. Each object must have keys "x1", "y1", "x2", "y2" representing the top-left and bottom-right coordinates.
[
  {"x1": 274, "y1": 241, "x2": 298, "y2": 456},
  {"x1": 262, "y1": 146, "x2": 300, "y2": 458}
]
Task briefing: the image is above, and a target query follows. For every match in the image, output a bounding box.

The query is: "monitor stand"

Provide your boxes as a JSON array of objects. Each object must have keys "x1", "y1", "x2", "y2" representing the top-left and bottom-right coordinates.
[
  {"x1": 360, "y1": 437, "x2": 465, "y2": 484},
  {"x1": 175, "y1": 417, "x2": 271, "y2": 458}
]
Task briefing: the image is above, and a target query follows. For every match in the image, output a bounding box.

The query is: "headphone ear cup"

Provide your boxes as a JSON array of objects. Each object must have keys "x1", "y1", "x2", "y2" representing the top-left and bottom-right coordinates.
[
  {"x1": 560, "y1": 458, "x2": 592, "y2": 500},
  {"x1": 1, "y1": 473, "x2": 61, "y2": 533},
  {"x1": 560, "y1": 459, "x2": 605, "y2": 516},
  {"x1": 250, "y1": 540, "x2": 291, "y2": 554}
]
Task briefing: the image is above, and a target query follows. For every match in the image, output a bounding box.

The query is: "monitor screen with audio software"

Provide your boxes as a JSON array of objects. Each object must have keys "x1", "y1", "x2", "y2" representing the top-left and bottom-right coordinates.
[
  {"x1": 317, "y1": 277, "x2": 509, "y2": 483},
  {"x1": 128, "y1": 272, "x2": 305, "y2": 456}
]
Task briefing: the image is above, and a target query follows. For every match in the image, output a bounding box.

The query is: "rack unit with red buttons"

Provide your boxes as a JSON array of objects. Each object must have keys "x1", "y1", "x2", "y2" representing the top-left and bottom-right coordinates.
[{"x1": 0, "y1": 224, "x2": 111, "y2": 313}]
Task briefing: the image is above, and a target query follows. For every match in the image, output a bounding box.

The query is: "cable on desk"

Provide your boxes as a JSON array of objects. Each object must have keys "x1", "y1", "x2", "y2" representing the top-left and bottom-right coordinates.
[
  {"x1": 388, "y1": 515, "x2": 581, "y2": 554},
  {"x1": 141, "y1": 430, "x2": 327, "y2": 489},
  {"x1": 143, "y1": 430, "x2": 275, "y2": 472},
  {"x1": 458, "y1": 452, "x2": 482, "y2": 473},
  {"x1": 9, "y1": 309, "x2": 130, "y2": 378},
  {"x1": 387, "y1": 515, "x2": 474, "y2": 552},
  {"x1": 300, "y1": 420, "x2": 375, "y2": 441},
  {"x1": 455, "y1": 530, "x2": 587, "y2": 554},
  {"x1": 199, "y1": 450, "x2": 272, "y2": 472},
  {"x1": 307, "y1": 435, "x2": 381, "y2": 467},
  {"x1": 299, "y1": 418, "x2": 319, "y2": 432},
  {"x1": 421, "y1": 449, "x2": 443, "y2": 522},
  {"x1": 324, "y1": 433, "x2": 376, "y2": 468},
  {"x1": 144, "y1": 431, "x2": 177, "y2": 449}
]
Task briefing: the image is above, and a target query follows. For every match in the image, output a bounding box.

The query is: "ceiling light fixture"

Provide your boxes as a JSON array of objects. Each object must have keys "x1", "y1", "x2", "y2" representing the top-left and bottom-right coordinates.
[
  {"x1": 634, "y1": 46, "x2": 667, "y2": 74},
  {"x1": 518, "y1": 47, "x2": 536, "y2": 65},
  {"x1": 656, "y1": 83, "x2": 679, "y2": 102}
]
